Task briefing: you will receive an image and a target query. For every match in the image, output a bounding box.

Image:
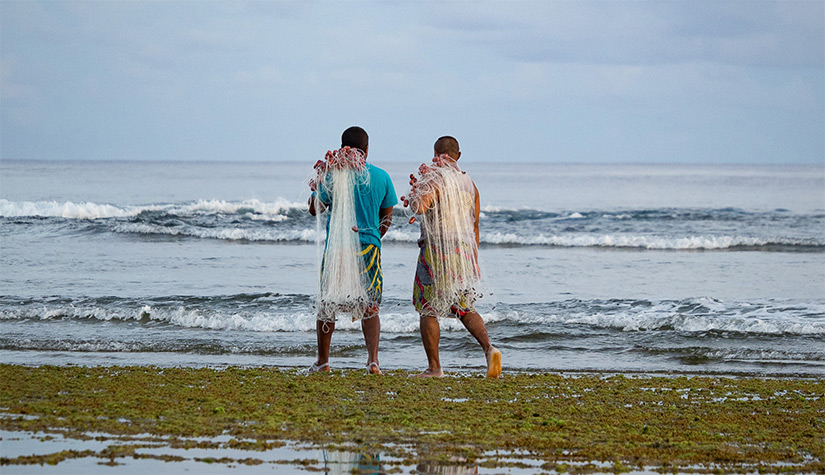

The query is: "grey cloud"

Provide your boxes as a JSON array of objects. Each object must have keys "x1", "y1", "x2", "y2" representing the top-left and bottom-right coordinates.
[{"x1": 426, "y1": 1, "x2": 823, "y2": 68}]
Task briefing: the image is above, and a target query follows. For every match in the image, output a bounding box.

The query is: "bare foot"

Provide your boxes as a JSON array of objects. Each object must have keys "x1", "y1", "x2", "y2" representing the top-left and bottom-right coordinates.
[
  {"x1": 306, "y1": 362, "x2": 330, "y2": 374},
  {"x1": 366, "y1": 361, "x2": 382, "y2": 375},
  {"x1": 415, "y1": 368, "x2": 444, "y2": 378},
  {"x1": 486, "y1": 347, "x2": 502, "y2": 379}
]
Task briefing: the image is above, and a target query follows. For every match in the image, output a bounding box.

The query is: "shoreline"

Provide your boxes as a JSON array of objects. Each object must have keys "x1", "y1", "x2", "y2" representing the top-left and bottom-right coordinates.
[
  {"x1": 1, "y1": 364, "x2": 823, "y2": 473},
  {"x1": 2, "y1": 353, "x2": 823, "y2": 380}
]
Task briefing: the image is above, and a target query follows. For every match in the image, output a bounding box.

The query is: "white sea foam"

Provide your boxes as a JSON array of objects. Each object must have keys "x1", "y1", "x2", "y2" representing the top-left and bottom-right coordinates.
[
  {"x1": 140, "y1": 306, "x2": 322, "y2": 332},
  {"x1": 0, "y1": 199, "x2": 139, "y2": 219},
  {"x1": 172, "y1": 198, "x2": 304, "y2": 217},
  {"x1": 100, "y1": 219, "x2": 821, "y2": 249},
  {"x1": 488, "y1": 299, "x2": 825, "y2": 335},
  {"x1": 0, "y1": 337, "x2": 316, "y2": 355},
  {"x1": 0, "y1": 198, "x2": 305, "y2": 219},
  {"x1": 80, "y1": 221, "x2": 825, "y2": 249},
  {"x1": 0, "y1": 304, "x2": 428, "y2": 333},
  {"x1": 112, "y1": 223, "x2": 318, "y2": 242},
  {"x1": 480, "y1": 204, "x2": 513, "y2": 213},
  {"x1": 373, "y1": 230, "x2": 821, "y2": 249},
  {"x1": 560, "y1": 311, "x2": 823, "y2": 334},
  {"x1": 135, "y1": 307, "x2": 462, "y2": 334},
  {"x1": 3, "y1": 298, "x2": 823, "y2": 335},
  {"x1": 702, "y1": 348, "x2": 825, "y2": 362},
  {"x1": 480, "y1": 232, "x2": 817, "y2": 249}
]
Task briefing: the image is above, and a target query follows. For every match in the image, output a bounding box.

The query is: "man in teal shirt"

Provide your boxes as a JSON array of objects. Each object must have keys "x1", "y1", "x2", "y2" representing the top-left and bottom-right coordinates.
[{"x1": 308, "y1": 126, "x2": 397, "y2": 374}]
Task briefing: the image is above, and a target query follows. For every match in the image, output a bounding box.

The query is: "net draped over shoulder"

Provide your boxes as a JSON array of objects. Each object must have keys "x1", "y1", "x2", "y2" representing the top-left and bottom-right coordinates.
[
  {"x1": 411, "y1": 164, "x2": 482, "y2": 318},
  {"x1": 312, "y1": 148, "x2": 375, "y2": 321}
]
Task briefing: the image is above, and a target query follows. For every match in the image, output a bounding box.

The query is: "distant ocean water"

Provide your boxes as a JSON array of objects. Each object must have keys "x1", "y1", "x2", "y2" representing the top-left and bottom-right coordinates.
[{"x1": 1, "y1": 160, "x2": 823, "y2": 376}]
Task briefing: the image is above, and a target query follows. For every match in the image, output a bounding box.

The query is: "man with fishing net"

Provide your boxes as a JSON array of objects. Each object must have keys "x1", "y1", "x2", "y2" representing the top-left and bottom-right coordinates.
[
  {"x1": 402, "y1": 136, "x2": 502, "y2": 378},
  {"x1": 308, "y1": 126, "x2": 397, "y2": 375}
]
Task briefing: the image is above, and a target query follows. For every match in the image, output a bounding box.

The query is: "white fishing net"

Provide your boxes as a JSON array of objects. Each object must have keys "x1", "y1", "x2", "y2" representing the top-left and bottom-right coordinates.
[
  {"x1": 310, "y1": 147, "x2": 372, "y2": 321},
  {"x1": 403, "y1": 154, "x2": 483, "y2": 316}
]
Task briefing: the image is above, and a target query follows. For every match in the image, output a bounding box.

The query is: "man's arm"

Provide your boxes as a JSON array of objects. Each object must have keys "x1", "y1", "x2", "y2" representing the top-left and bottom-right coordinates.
[
  {"x1": 411, "y1": 191, "x2": 435, "y2": 215},
  {"x1": 379, "y1": 206, "x2": 393, "y2": 238},
  {"x1": 308, "y1": 196, "x2": 316, "y2": 216},
  {"x1": 407, "y1": 172, "x2": 436, "y2": 215},
  {"x1": 308, "y1": 196, "x2": 326, "y2": 216}
]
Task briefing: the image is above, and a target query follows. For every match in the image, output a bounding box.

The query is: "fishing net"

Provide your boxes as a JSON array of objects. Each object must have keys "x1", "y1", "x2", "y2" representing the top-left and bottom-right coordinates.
[
  {"x1": 309, "y1": 147, "x2": 372, "y2": 321},
  {"x1": 402, "y1": 154, "x2": 483, "y2": 316}
]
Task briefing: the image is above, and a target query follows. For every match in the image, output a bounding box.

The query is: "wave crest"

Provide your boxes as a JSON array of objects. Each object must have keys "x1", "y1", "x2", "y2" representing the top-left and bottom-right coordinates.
[
  {"x1": 2, "y1": 296, "x2": 823, "y2": 336},
  {"x1": 0, "y1": 198, "x2": 306, "y2": 220},
  {"x1": 112, "y1": 223, "x2": 318, "y2": 242},
  {"x1": 481, "y1": 232, "x2": 822, "y2": 250}
]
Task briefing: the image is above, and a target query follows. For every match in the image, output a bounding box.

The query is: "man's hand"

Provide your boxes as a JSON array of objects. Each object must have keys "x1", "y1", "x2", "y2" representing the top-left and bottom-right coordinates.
[{"x1": 379, "y1": 207, "x2": 393, "y2": 237}]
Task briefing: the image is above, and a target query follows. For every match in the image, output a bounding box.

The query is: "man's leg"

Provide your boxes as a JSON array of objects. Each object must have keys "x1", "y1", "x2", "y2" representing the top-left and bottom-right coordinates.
[
  {"x1": 360, "y1": 244, "x2": 383, "y2": 375},
  {"x1": 362, "y1": 307, "x2": 381, "y2": 374},
  {"x1": 417, "y1": 315, "x2": 443, "y2": 377},
  {"x1": 460, "y1": 311, "x2": 501, "y2": 378},
  {"x1": 312, "y1": 320, "x2": 334, "y2": 372}
]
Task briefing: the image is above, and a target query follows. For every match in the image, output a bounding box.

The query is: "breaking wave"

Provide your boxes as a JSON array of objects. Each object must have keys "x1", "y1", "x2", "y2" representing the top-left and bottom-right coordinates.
[
  {"x1": 2, "y1": 199, "x2": 822, "y2": 250},
  {"x1": 112, "y1": 223, "x2": 318, "y2": 242},
  {"x1": 479, "y1": 233, "x2": 822, "y2": 250},
  {"x1": 109, "y1": 226, "x2": 823, "y2": 250},
  {"x1": 1, "y1": 295, "x2": 822, "y2": 336},
  {"x1": 0, "y1": 198, "x2": 305, "y2": 219}
]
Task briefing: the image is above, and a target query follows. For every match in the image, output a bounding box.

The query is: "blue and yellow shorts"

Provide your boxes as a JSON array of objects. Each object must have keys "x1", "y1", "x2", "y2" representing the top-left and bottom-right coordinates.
[
  {"x1": 412, "y1": 242, "x2": 476, "y2": 318},
  {"x1": 360, "y1": 243, "x2": 383, "y2": 304},
  {"x1": 321, "y1": 243, "x2": 383, "y2": 305}
]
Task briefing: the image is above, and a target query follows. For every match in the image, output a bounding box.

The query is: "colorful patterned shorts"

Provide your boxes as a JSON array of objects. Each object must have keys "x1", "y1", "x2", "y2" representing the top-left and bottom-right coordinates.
[{"x1": 412, "y1": 242, "x2": 476, "y2": 318}]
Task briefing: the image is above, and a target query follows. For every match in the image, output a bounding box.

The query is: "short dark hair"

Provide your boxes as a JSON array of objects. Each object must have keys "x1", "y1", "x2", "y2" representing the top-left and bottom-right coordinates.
[
  {"x1": 434, "y1": 136, "x2": 460, "y2": 159},
  {"x1": 341, "y1": 126, "x2": 369, "y2": 153}
]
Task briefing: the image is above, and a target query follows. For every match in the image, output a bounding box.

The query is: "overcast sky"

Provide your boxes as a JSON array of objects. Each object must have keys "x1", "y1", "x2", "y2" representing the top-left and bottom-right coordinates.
[{"x1": 1, "y1": 1, "x2": 823, "y2": 164}]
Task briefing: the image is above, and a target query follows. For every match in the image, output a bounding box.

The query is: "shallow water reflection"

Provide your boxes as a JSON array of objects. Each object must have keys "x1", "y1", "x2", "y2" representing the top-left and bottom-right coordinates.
[
  {"x1": 322, "y1": 450, "x2": 382, "y2": 475},
  {"x1": 322, "y1": 449, "x2": 478, "y2": 475},
  {"x1": 415, "y1": 462, "x2": 478, "y2": 474}
]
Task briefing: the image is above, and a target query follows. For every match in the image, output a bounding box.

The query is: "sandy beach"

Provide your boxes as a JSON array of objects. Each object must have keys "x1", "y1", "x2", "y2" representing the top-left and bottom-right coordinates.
[{"x1": 1, "y1": 364, "x2": 822, "y2": 474}]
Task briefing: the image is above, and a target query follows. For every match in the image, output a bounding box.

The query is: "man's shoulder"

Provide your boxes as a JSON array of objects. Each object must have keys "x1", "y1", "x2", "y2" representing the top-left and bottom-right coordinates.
[
  {"x1": 457, "y1": 169, "x2": 476, "y2": 186},
  {"x1": 367, "y1": 164, "x2": 393, "y2": 184},
  {"x1": 366, "y1": 163, "x2": 389, "y2": 176}
]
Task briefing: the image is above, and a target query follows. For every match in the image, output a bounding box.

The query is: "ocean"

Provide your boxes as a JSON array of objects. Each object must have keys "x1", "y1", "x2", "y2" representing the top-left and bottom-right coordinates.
[{"x1": 1, "y1": 160, "x2": 823, "y2": 377}]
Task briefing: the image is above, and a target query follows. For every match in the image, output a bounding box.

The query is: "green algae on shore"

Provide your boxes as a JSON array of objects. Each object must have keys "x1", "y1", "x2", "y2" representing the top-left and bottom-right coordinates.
[{"x1": 1, "y1": 364, "x2": 822, "y2": 473}]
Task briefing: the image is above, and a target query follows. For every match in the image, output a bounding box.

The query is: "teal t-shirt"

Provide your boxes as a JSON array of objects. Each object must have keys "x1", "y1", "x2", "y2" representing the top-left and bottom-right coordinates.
[{"x1": 316, "y1": 163, "x2": 398, "y2": 248}]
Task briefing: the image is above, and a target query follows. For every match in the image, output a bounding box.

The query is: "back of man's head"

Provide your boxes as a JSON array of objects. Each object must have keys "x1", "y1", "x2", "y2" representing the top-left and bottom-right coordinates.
[
  {"x1": 341, "y1": 126, "x2": 369, "y2": 153},
  {"x1": 434, "y1": 136, "x2": 460, "y2": 160}
]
